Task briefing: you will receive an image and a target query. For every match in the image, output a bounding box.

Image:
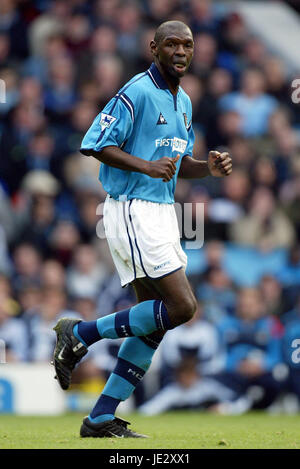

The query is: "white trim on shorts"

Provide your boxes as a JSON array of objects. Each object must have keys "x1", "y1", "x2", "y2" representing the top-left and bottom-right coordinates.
[{"x1": 103, "y1": 196, "x2": 187, "y2": 287}]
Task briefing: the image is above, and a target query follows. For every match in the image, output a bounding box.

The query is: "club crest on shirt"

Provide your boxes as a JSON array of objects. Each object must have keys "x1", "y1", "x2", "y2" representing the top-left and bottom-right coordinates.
[
  {"x1": 100, "y1": 113, "x2": 117, "y2": 131},
  {"x1": 183, "y1": 113, "x2": 191, "y2": 130},
  {"x1": 183, "y1": 113, "x2": 188, "y2": 128}
]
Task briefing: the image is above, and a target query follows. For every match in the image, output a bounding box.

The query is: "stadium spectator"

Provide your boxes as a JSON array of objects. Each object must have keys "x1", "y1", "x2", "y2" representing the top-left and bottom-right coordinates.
[
  {"x1": 138, "y1": 356, "x2": 242, "y2": 415},
  {"x1": 185, "y1": 186, "x2": 219, "y2": 241},
  {"x1": 25, "y1": 286, "x2": 79, "y2": 362},
  {"x1": 242, "y1": 37, "x2": 267, "y2": 69},
  {"x1": 27, "y1": 0, "x2": 70, "y2": 57},
  {"x1": 97, "y1": 271, "x2": 136, "y2": 319},
  {"x1": 23, "y1": 33, "x2": 69, "y2": 85},
  {"x1": 213, "y1": 168, "x2": 250, "y2": 219},
  {"x1": 188, "y1": 0, "x2": 221, "y2": 35},
  {"x1": 0, "y1": 32, "x2": 12, "y2": 69},
  {"x1": 159, "y1": 306, "x2": 225, "y2": 387},
  {"x1": 196, "y1": 267, "x2": 236, "y2": 322},
  {"x1": 93, "y1": 55, "x2": 124, "y2": 105},
  {"x1": 259, "y1": 274, "x2": 284, "y2": 317},
  {"x1": 116, "y1": 1, "x2": 142, "y2": 60},
  {"x1": 230, "y1": 186, "x2": 296, "y2": 251},
  {"x1": 90, "y1": 25, "x2": 118, "y2": 56},
  {"x1": 219, "y1": 12, "x2": 248, "y2": 60},
  {"x1": 92, "y1": 0, "x2": 120, "y2": 28},
  {"x1": 280, "y1": 158, "x2": 300, "y2": 237},
  {"x1": 41, "y1": 259, "x2": 66, "y2": 290},
  {"x1": 214, "y1": 109, "x2": 243, "y2": 147},
  {"x1": 15, "y1": 172, "x2": 59, "y2": 255},
  {"x1": 136, "y1": 26, "x2": 156, "y2": 70},
  {"x1": 207, "y1": 67, "x2": 233, "y2": 99},
  {"x1": 277, "y1": 243, "x2": 300, "y2": 288},
  {"x1": 19, "y1": 76, "x2": 43, "y2": 109},
  {"x1": 0, "y1": 0, "x2": 29, "y2": 59},
  {"x1": 192, "y1": 32, "x2": 217, "y2": 79},
  {"x1": 67, "y1": 244, "x2": 108, "y2": 299},
  {"x1": 17, "y1": 281, "x2": 41, "y2": 315},
  {"x1": 0, "y1": 295, "x2": 27, "y2": 362},
  {"x1": 252, "y1": 157, "x2": 277, "y2": 192},
  {"x1": 44, "y1": 55, "x2": 77, "y2": 119},
  {"x1": 26, "y1": 131, "x2": 55, "y2": 172},
  {"x1": 219, "y1": 68, "x2": 278, "y2": 137},
  {"x1": 263, "y1": 56, "x2": 290, "y2": 106},
  {"x1": 12, "y1": 243, "x2": 42, "y2": 293},
  {"x1": 48, "y1": 220, "x2": 80, "y2": 267},
  {"x1": 0, "y1": 104, "x2": 47, "y2": 194},
  {"x1": 68, "y1": 295, "x2": 105, "y2": 385},
  {"x1": 64, "y1": 14, "x2": 91, "y2": 59},
  {"x1": 145, "y1": 0, "x2": 178, "y2": 25},
  {"x1": 215, "y1": 287, "x2": 285, "y2": 409}
]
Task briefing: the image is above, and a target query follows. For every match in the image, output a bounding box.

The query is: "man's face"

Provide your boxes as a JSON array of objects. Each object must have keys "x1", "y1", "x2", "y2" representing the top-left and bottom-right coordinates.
[
  {"x1": 237, "y1": 289, "x2": 264, "y2": 321},
  {"x1": 152, "y1": 28, "x2": 194, "y2": 79}
]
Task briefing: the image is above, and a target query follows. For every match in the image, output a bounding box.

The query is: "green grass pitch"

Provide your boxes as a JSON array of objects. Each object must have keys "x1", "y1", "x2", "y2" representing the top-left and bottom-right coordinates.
[{"x1": 1, "y1": 412, "x2": 300, "y2": 449}]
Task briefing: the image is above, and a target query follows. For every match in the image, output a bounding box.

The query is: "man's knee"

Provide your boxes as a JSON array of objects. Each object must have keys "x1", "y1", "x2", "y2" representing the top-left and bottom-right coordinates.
[{"x1": 168, "y1": 296, "x2": 197, "y2": 327}]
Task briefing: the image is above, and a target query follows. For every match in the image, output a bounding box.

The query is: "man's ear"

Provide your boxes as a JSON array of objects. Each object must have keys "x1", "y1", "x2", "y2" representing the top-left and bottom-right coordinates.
[{"x1": 150, "y1": 40, "x2": 158, "y2": 57}]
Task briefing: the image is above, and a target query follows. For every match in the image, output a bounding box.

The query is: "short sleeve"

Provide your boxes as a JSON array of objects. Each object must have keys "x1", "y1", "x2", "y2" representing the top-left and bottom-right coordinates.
[{"x1": 80, "y1": 94, "x2": 134, "y2": 155}]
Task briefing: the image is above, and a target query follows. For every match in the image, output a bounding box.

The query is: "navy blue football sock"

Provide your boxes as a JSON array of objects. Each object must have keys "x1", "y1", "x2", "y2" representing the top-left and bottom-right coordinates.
[
  {"x1": 73, "y1": 321, "x2": 97, "y2": 347},
  {"x1": 89, "y1": 335, "x2": 161, "y2": 423},
  {"x1": 73, "y1": 300, "x2": 171, "y2": 347}
]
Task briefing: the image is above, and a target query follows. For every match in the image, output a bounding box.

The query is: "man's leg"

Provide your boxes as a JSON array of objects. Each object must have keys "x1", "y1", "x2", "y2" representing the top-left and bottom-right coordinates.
[
  {"x1": 80, "y1": 277, "x2": 174, "y2": 437},
  {"x1": 146, "y1": 268, "x2": 197, "y2": 328},
  {"x1": 88, "y1": 278, "x2": 165, "y2": 424},
  {"x1": 73, "y1": 268, "x2": 196, "y2": 346},
  {"x1": 53, "y1": 269, "x2": 196, "y2": 390},
  {"x1": 132, "y1": 277, "x2": 167, "y2": 352},
  {"x1": 53, "y1": 269, "x2": 196, "y2": 436},
  {"x1": 82, "y1": 272, "x2": 195, "y2": 423}
]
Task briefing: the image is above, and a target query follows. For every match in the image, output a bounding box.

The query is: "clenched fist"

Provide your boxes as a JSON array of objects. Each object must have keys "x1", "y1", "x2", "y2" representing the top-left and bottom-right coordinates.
[
  {"x1": 208, "y1": 151, "x2": 232, "y2": 177},
  {"x1": 146, "y1": 154, "x2": 180, "y2": 182}
]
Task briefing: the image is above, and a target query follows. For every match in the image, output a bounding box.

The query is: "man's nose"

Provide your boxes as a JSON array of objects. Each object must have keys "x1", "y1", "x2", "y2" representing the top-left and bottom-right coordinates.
[{"x1": 175, "y1": 44, "x2": 185, "y2": 56}]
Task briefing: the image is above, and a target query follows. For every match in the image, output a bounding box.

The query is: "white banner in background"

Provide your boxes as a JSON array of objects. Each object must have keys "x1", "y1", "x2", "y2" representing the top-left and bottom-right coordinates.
[{"x1": 0, "y1": 364, "x2": 66, "y2": 415}]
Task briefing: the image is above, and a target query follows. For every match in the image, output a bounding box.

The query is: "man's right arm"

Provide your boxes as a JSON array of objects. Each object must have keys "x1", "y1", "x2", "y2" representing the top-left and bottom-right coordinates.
[
  {"x1": 80, "y1": 91, "x2": 179, "y2": 182},
  {"x1": 88, "y1": 146, "x2": 179, "y2": 182}
]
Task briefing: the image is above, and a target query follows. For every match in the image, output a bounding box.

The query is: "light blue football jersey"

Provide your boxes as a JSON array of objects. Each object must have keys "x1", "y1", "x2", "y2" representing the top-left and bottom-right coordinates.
[{"x1": 80, "y1": 62, "x2": 195, "y2": 204}]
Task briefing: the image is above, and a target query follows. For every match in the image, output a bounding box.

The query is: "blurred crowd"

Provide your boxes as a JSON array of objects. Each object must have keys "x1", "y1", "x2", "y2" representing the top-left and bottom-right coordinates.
[{"x1": 1, "y1": 0, "x2": 300, "y2": 414}]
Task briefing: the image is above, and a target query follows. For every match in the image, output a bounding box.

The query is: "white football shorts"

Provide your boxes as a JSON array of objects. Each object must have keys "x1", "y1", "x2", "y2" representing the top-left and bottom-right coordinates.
[{"x1": 103, "y1": 195, "x2": 187, "y2": 287}]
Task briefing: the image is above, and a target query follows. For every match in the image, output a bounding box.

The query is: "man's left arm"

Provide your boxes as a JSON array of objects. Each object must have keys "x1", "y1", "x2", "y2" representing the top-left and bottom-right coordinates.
[{"x1": 178, "y1": 151, "x2": 232, "y2": 179}]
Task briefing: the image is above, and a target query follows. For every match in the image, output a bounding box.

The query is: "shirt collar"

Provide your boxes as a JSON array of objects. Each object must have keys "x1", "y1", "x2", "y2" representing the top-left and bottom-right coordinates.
[{"x1": 147, "y1": 62, "x2": 169, "y2": 90}]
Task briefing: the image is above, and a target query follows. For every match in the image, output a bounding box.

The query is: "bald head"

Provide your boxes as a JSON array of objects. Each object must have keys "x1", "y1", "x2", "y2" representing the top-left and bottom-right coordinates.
[
  {"x1": 154, "y1": 21, "x2": 192, "y2": 45},
  {"x1": 150, "y1": 20, "x2": 194, "y2": 83}
]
